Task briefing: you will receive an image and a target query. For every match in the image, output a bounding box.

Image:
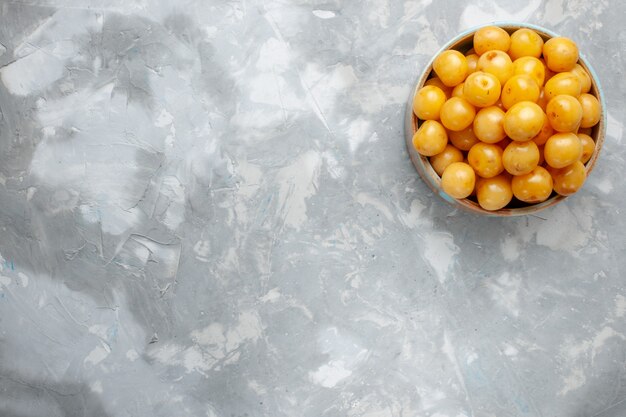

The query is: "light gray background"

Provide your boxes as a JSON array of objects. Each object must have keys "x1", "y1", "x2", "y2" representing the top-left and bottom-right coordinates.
[{"x1": 1, "y1": 1, "x2": 625, "y2": 416}]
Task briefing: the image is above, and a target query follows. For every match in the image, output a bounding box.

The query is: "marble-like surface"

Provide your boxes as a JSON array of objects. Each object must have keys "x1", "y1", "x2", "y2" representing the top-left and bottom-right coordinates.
[{"x1": 0, "y1": 1, "x2": 625, "y2": 416}]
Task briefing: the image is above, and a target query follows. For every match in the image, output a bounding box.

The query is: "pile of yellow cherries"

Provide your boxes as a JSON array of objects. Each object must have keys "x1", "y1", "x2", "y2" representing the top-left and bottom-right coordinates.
[{"x1": 412, "y1": 26, "x2": 601, "y2": 211}]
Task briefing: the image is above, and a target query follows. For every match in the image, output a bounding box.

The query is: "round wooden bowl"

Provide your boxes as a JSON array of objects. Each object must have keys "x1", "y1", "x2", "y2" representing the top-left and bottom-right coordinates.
[{"x1": 405, "y1": 22, "x2": 606, "y2": 216}]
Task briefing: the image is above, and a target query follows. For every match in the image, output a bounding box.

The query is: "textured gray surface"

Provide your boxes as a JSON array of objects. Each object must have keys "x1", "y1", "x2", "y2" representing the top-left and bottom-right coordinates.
[{"x1": 0, "y1": 1, "x2": 625, "y2": 416}]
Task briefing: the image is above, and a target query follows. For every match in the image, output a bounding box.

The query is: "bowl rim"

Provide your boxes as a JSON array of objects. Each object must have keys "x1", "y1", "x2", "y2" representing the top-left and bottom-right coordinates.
[{"x1": 404, "y1": 22, "x2": 606, "y2": 217}]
